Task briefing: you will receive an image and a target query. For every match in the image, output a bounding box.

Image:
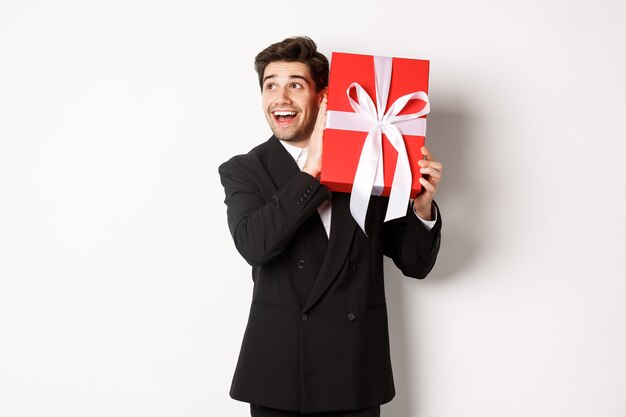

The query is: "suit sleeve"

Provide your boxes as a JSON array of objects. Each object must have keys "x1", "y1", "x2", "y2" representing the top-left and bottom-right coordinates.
[
  {"x1": 219, "y1": 157, "x2": 330, "y2": 266},
  {"x1": 382, "y1": 201, "x2": 442, "y2": 279}
]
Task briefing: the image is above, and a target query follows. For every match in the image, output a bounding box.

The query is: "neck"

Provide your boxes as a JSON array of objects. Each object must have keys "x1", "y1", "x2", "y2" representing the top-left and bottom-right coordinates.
[{"x1": 280, "y1": 137, "x2": 310, "y2": 149}]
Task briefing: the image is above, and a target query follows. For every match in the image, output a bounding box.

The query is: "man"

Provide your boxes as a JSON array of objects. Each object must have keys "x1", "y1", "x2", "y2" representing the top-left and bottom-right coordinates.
[{"x1": 219, "y1": 36, "x2": 442, "y2": 417}]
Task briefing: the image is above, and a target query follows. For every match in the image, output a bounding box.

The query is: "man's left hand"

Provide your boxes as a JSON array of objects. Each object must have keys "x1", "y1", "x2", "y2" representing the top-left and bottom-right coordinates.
[{"x1": 412, "y1": 146, "x2": 442, "y2": 220}]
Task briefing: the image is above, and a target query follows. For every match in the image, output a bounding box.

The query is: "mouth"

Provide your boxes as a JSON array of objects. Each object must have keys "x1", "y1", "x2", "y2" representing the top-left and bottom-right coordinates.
[{"x1": 272, "y1": 110, "x2": 298, "y2": 126}]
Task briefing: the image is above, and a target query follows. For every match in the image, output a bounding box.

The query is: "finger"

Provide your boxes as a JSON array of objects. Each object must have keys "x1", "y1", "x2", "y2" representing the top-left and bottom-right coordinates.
[
  {"x1": 421, "y1": 146, "x2": 433, "y2": 161},
  {"x1": 316, "y1": 112, "x2": 327, "y2": 140},
  {"x1": 309, "y1": 103, "x2": 327, "y2": 153},
  {"x1": 419, "y1": 167, "x2": 442, "y2": 180},
  {"x1": 315, "y1": 112, "x2": 326, "y2": 135},
  {"x1": 313, "y1": 100, "x2": 327, "y2": 130},
  {"x1": 418, "y1": 160, "x2": 442, "y2": 171},
  {"x1": 423, "y1": 176, "x2": 440, "y2": 189},
  {"x1": 427, "y1": 176, "x2": 440, "y2": 187},
  {"x1": 419, "y1": 177, "x2": 436, "y2": 193},
  {"x1": 318, "y1": 96, "x2": 328, "y2": 119},
  {"x1": 313, "y1": 99, "x2": 327, "y2": 135}
]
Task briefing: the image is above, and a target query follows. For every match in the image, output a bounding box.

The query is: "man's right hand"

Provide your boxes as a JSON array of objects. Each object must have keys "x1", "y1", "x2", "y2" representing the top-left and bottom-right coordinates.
[{"x1": 302, "y1": 95, "x2": 327, "y2": 179}]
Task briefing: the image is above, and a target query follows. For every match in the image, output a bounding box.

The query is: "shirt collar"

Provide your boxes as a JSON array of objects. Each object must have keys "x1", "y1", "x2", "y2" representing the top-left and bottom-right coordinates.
[{"x1": 279, "y1": 140, "x2": 308, "y2": 164}]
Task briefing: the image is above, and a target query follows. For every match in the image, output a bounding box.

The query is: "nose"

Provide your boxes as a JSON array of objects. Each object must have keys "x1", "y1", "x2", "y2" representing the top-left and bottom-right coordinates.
[{"x1": 275, "y1": 86, "x2": 292, "y2": 104}]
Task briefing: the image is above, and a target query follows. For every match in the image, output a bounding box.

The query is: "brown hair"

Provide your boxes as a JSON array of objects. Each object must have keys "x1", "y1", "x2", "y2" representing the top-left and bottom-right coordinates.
[{"x1": 254, "y1": 36, "x2": 329, "y2": 92}]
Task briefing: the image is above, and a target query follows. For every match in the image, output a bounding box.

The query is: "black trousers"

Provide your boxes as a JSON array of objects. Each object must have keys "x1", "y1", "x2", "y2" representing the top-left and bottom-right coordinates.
[{"x1": 250, "y1": 404, "x2": 381, "y2": 417}]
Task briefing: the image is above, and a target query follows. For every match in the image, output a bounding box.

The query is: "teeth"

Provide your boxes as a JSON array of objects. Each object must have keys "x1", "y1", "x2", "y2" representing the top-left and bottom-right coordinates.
[{"x1": 273, "y1": 111, "x2": 297, "y2": 116}]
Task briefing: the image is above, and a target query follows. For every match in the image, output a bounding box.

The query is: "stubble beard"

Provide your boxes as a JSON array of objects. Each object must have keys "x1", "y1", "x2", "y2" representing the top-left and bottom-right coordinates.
[
  {"x1": 267, "y1": 110, "x2": 317, "y2": 144},
  {"x1": 272, "y1": 120, "x2": 314, "y2": 143}
]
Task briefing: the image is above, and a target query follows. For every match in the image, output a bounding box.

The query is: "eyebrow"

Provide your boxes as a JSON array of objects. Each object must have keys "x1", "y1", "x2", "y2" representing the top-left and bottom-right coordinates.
[{"x1": 262, "y1": 74, "x2": 310, "y2": 85}]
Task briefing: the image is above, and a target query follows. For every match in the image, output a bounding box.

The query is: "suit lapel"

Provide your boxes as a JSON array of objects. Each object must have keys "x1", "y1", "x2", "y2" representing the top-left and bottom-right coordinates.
[
  {"x1": 266, "y1": 136, "x2": 357, "y2": 313},
  {"x1": 266, "y1": 135, "x2": 329, "y2": 283},
  {"x1": 302, "y1": 192, "x2": 357, "y2": 313},
  {"x1": 267, "y1": 136, "x2": 300, "y2": 189}
]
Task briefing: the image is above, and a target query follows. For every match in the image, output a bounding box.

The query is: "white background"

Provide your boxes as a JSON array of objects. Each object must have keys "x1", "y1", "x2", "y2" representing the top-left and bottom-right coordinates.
[{"x1": 1, "y1": 1, "x2": 625, "y2": 416}]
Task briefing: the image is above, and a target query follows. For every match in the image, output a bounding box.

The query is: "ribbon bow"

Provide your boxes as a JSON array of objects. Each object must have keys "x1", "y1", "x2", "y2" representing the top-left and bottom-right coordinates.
[{"x1": 325, "y1": 55, "x2": 430, "y2": 233}]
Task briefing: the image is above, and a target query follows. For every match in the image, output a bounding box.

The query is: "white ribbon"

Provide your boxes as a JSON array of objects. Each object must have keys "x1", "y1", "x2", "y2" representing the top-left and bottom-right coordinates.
[{"x1": 325, "y1": 56, "x2": 430, "y2": 233}]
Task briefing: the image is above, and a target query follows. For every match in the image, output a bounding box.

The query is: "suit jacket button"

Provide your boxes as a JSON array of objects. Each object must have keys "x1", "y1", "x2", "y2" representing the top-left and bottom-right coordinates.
[
  {"x1": 297, "y1": 259, "x2": 306, "y2": 269},
  {"x1": 301, "y1": 314, "x2": 308, "y2": 322},
  {"x1": 349, "y1": 263, "x2": 357, "y2": 272},
  {"x1": 347, "y1": 313, "x2": 356, "y2": 321}
]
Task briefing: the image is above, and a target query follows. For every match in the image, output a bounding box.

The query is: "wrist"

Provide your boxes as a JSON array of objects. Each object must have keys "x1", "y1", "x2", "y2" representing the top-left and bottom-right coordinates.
[
  {"x1": 302, "y1": 161, "x2": 321, "y2": 178},
  {"x1": 302, "y1": 166, "x2": 321, "y2": 179},
  {"x1": 413, "y1": 201, "x2": 433, "y2": 220}
]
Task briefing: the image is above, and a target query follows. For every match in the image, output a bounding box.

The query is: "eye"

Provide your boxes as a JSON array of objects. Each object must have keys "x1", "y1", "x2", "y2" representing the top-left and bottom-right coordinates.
[
  {"x1": 265, "y1": 83, "x2": 276, "y2": 90},
  {"x1": 290, "y1": 83, "x2": 302, "y2": 89}
]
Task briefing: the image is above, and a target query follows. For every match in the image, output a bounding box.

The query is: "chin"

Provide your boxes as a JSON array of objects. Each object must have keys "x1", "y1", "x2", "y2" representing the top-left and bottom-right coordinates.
[
  {"x1": 269, "y1": 119, "x2": 315, "y2": 143},
  {"x1": 274, "y1": 134, "x2": 301, "y2": 142},
  {"x1": 272, "y1": 127, "x2": 301, "y2": 142}
]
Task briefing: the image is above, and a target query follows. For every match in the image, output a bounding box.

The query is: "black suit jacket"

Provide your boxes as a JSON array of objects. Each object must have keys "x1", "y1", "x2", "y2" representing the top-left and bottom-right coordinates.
[{"x1": 218, "y1": 136, "x2": 441, "y2": 414}]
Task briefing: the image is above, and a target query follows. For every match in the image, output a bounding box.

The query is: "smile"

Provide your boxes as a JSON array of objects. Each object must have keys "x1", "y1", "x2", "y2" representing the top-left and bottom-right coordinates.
[{"x1": 272, "y1": 110, "x2": 298, "y2": 126}]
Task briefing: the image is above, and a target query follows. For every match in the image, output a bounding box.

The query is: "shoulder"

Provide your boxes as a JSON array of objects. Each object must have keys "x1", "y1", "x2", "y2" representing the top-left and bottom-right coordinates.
[{"x1": 218, "y1": 137, "x2": 274, "y2": 177}]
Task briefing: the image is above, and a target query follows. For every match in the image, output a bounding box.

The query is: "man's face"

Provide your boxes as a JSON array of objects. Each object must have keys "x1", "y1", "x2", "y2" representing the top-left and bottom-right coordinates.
[{"x1": 261, "y1": 61, "x2": 324, "y2": 147}]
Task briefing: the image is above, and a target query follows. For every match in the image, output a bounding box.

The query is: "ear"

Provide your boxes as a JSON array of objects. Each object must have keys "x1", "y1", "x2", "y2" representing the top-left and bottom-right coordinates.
[{"x1": 319, "y1": 87, "x2": 328, "y2": 102}]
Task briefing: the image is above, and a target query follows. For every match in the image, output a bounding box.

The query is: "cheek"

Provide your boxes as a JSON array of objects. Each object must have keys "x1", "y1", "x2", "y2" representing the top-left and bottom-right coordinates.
[
  {"x1": 307, "y1": 102, "x2": 320, "y2": 117},
  {"x1": 300, "y1": 98, "x2": 317, "y2": 114},
  {"x1": 262, "y1": 92, "x2": 274, "y2": 107}
]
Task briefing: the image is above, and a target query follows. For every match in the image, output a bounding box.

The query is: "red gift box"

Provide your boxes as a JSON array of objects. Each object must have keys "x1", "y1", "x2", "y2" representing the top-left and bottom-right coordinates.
[{"x1": 321, "y1": 52, "x2": 430, "y2": 200}]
